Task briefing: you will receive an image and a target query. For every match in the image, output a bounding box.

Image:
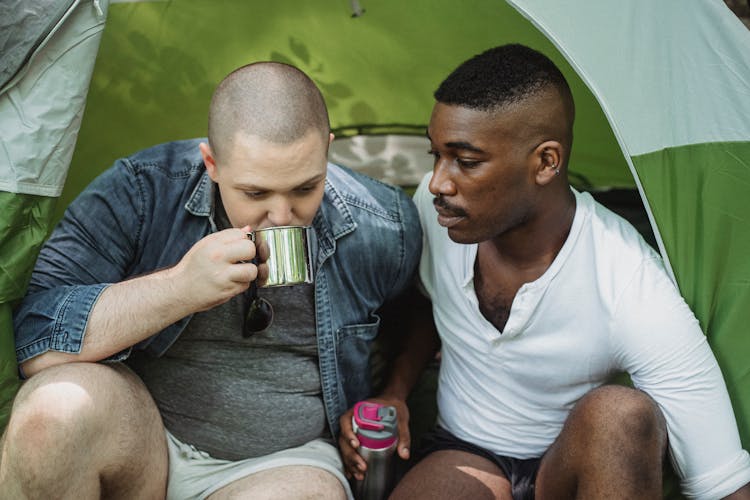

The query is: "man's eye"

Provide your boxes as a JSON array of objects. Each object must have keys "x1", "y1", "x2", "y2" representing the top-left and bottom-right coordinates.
[
  {"x1": 294, "y1": 184, "x2": 320, "y2": 196},
  {"x1": 244, "y1": 191, "x2": 266, "y2": 199},
  {"x1": 457, "y1": 158, "x2": 481, "y2": 168},
  {"x1": 427, "y1": 150, "x2": 441, "y2": 165}
]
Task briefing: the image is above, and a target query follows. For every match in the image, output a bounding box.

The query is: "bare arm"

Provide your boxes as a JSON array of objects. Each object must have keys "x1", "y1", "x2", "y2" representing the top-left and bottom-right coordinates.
[
  {"x1": 725, "y1": 483, "x2": 750, "y2": 500},
  {"x1": 22, "y1": 227, "x2": 257, "y2": 376}
]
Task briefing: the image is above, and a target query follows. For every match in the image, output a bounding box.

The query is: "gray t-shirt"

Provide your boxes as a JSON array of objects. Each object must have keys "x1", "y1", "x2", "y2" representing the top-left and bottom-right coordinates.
[{"x1": 127, "y1": 283, "x2": 326, "y2": 461}]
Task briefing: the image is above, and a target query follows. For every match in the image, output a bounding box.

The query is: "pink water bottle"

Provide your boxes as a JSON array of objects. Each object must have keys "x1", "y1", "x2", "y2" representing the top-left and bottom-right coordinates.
[{"x1": 352, "y1": 401, "x2": 399, "y2": 500}]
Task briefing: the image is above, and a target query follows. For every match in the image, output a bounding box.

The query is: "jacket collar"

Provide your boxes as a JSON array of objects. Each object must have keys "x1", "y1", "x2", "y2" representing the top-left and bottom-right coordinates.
[{"x1": 185, "y1": 167, "x2": 213, "y2": 218}]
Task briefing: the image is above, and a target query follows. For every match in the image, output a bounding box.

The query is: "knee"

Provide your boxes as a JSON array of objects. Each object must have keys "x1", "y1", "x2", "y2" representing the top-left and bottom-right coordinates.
[
  {"x1": 5, "y1": 363, "x2": 124, "y2": 453},
  {"x1": 572, "y1": 385, "x2": 667, "y2": 448},
  {"x1": 6, "y1": 373, "x2": 90, "y2": 450}
]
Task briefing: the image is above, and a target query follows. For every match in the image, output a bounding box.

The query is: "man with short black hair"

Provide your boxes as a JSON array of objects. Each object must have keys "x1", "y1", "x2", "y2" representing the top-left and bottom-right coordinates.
[
  {"x1": 339, "y1": 44, "x2": 750, "y2": 499},
  {"x1": 1, "y1": 62, "x2": 421, "y2": 499}
]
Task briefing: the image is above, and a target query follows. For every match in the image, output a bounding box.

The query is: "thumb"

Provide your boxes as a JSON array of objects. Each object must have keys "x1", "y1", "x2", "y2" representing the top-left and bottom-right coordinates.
[{"x1": 397, "y1": 422, "x2": 411, "y2": 460}]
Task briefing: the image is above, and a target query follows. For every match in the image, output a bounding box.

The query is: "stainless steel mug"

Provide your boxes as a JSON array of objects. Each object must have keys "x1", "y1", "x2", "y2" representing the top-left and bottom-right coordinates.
[{"x1": 248, "y1": 225, "x2": 314, "y2": 287}]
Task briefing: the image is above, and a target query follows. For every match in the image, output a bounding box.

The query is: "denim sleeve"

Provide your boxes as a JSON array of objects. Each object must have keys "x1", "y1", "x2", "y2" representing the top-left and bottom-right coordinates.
[
  {"x1": 14, "y1": 284, "x2": 109, "y2": 364},
  {"x1": 13, "y1": 158, "x2": 143, "y2": 365},
  {"x1": 385, "y1": 187, "x2": 423, "y2": 302}
]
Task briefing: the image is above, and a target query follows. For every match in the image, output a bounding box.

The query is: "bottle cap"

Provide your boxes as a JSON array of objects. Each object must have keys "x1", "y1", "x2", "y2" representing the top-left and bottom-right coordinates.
[{"x1": 352, "y1": 401, "x2": 398, "y2": 449}]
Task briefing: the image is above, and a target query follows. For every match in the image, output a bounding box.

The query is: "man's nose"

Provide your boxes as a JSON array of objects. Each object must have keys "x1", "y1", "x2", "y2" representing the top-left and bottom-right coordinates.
[
  {"x1": 267, "y1": 197, "x2": 293, "y2": 227},
  {"x1": 428, "y1": 160, "x2": 457, "y2": 196}
]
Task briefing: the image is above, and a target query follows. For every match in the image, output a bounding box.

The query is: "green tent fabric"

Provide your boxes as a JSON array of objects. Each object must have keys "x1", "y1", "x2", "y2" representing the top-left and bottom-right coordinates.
[
  {"x1": 0, "y1": 0, "x2": 109, "y2": 430},
  {"x1": 1, "y1": 1, "x2": 748, "y2": 496},
  {"x1": 0, "y1": 193, "x2": 57, "y2": 427}
]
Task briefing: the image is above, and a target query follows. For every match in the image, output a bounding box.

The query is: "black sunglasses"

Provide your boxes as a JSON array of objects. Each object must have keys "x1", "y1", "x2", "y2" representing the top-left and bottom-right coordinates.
[{"x1": 243, "y1": 260, "x2": 273, "y2": 336}]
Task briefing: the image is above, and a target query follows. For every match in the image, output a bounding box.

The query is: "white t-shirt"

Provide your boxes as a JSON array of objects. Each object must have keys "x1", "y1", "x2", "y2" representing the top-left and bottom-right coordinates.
[{"x1": 415, "y1": 173, "x2": 750, "y2": 499}]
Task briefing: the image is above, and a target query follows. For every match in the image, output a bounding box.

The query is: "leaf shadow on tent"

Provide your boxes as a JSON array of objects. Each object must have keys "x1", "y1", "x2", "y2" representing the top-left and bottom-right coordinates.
[{"x1": 269, "y1": 36, "x2": 377, "y2": 127}]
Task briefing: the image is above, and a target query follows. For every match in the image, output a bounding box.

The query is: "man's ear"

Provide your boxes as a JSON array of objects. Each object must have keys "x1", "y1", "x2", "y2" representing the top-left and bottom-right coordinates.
[
  {"x1": 534, "y1": 140, "x2": 562, "y2": 186},
  {"x1": 328, "y1": 132, "x2": 335, "y2": 146},
  {"x1": 200, "y1": 142, "x2": 219, "y2": 181}
]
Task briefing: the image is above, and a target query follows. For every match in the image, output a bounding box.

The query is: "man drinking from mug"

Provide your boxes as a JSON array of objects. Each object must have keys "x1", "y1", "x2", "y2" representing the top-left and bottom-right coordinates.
[{"x1": 1, "y1": 62, "x2": 421, "y2": 499}]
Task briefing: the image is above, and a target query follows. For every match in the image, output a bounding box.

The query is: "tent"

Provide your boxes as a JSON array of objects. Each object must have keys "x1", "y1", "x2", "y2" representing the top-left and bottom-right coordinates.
[{"x1": 1, "y1": 1, "x2": 749, "y2": 496}]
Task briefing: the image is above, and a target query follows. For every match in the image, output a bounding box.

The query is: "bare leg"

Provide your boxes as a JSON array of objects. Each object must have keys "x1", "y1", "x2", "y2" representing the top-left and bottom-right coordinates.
[
  {"x1": 536, "y1": 385, "x2": 668, "y2": 500},
  {"x1": 207, "y1": 465, "x2": 347, "y2": 500},
  {"x1": 0, "y1": 362, "x2": 167, "y2": 499},
  {"x1": 389, "y1": 449, "x2": 512, "y2": 500}
]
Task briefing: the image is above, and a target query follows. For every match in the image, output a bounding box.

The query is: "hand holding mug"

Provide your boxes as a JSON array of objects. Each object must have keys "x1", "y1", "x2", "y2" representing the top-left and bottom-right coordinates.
[{"x1": 173, "y1": 226, "x2": 258, "y2": 312}]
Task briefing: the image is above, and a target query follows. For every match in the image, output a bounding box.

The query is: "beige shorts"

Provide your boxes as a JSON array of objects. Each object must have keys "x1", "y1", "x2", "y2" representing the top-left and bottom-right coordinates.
[{"x1": 166, "y1": 430, "x2": 354, "y2": 500}]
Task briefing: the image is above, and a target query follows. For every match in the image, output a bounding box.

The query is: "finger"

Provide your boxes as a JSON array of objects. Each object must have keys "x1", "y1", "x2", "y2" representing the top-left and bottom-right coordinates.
[
  {"x1": 398, "y1": 443, "x2": 411, "y2": 460},
  {"x1": 256, "y1": 239, "x2": 270, "y2": 263},
  {"x1": 213, "y1": 227, "x2": 252, "y2": 243},
  {"x1": 221, "y1": 238, "x2": 257, "y2": 264},
  {"x1": 228, "y1": 262, "x2": 258, "y2": 284},
  {"x1": 338, "y1": 434, "x2": 366, "y2": 472},
  {"x1": 339, "y1": 413, "x2": 359, "y2": 450},
  {"x1": 340, "y1": 447, "x2": 366, "y2": 479},
  {"x1": 397, "y1": 418, "x2": 411, "y2": 460},
  {"x1": 344, "y1": 448, "x2": 366, "y2": 469},
  {"x1": 345, "y1": 455, "x2": 366, "y2": 479},
  {"x1": 256, "y1": 262, "x2": 269, "y2": 287},
  {"x1": 356, "y1": 456, "x2": 367, "y2": 473}
]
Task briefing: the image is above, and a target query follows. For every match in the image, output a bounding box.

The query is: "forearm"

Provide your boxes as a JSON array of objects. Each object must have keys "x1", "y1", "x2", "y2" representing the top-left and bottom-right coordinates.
[
  {"x1": 724, "y1": 483, "x2": 750, "y2": 500},
  {"x1": 22, "y1": 266, "x2": 193, "y2": 375},
  {"x1": 84, "y1": 266, "x2": 193, "y2": 356}
]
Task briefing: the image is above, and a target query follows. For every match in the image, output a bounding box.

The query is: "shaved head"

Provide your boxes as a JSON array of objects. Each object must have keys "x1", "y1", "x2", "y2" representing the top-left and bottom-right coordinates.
[{"x1": 208, "y1": 62, "x2": 330, "y2": 160}]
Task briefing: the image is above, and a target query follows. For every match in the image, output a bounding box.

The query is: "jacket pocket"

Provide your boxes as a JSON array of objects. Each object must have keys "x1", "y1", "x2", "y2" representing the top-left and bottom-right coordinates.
[{"x1": 336, "y1": 319, "x2": 380, "y2": 408}]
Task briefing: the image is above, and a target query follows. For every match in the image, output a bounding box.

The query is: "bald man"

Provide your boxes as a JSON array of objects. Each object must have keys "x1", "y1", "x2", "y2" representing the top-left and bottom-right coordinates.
[{"x1": 2, "y1": 62, "x2": 421, "y2": 499}]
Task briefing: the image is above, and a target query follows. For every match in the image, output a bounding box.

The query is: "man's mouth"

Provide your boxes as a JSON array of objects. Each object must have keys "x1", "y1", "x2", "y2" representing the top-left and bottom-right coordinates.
[{"x1": 433, "y1": 197, "x2": 466, "y2": 228}]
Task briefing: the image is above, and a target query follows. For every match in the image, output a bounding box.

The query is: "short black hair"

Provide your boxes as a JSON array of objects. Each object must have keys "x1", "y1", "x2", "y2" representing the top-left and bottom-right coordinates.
[{"x1": 435, "y1": 44, "x2": 573, "y2": 113}]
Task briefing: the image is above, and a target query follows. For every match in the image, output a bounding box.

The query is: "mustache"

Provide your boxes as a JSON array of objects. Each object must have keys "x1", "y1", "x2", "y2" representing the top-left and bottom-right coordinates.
[{"x1": 433, "y1": 196, "x2": 467, "y2": 217}]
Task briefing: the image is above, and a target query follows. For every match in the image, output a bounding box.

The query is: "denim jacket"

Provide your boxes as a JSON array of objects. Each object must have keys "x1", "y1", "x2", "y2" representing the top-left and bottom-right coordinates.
[{"x1": 13, "y1": 138, "x2": 422, "y2": 437}]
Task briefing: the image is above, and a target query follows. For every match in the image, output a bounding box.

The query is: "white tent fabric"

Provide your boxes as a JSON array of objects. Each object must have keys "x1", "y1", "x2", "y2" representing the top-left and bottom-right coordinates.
[
  {"x1": 509, "y1": 0, "x2": 750, "y2": 156},
  {"x1": 0, "y1": 0, "x2": 75, "y2": 90},
  {"x1": 0, "y1": 0, "x2": 109, "y2": 196}
]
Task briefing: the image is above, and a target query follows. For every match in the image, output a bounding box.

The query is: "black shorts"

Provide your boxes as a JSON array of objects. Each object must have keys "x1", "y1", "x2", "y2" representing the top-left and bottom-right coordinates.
[{"x1": 414, "y1": 426, "x2": 541, "y2": 500}]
